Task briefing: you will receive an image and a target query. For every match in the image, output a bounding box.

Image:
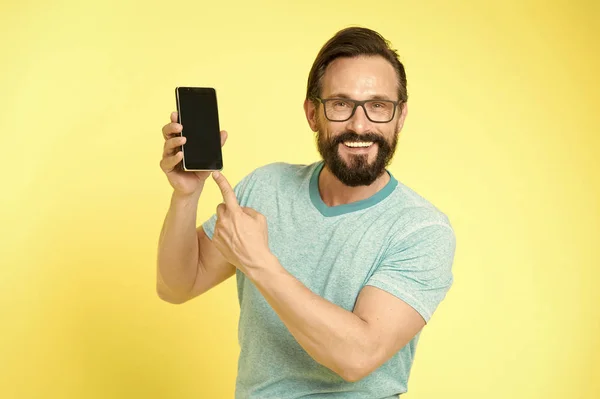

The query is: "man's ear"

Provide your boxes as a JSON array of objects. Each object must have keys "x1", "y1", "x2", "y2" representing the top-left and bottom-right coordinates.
[
  {"x1": 396, "y1": 102, "x2": 408, "y2": 133},
  {"x1": 304, "y1": 98, "x2": 319, "y2": 132}
]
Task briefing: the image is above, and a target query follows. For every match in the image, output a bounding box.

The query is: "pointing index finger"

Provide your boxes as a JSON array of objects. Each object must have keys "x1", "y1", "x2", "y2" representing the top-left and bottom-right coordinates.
[{"x1": 213, "y1": 171, "x2": 241, "y2": 211}]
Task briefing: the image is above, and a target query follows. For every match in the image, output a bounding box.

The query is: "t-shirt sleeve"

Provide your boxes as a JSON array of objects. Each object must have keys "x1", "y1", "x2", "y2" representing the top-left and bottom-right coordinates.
[
  {"x1": 201, "y1": 169, "x2": 258, "y2": 240},
  {"x1": 365, "y1": 223, "x2": 456, "y2": 323}
]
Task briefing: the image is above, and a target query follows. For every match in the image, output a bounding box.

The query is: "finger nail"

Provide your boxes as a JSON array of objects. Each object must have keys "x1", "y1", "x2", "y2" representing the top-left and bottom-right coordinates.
[{"x1": 213, "y1": 171, "x2": 220, "y2": 178}]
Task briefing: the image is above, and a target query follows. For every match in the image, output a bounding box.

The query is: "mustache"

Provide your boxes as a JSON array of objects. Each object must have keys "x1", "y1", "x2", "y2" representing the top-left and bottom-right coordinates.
[{"x1": 331, "y1": 132, "x2": 386, "y2": 146}]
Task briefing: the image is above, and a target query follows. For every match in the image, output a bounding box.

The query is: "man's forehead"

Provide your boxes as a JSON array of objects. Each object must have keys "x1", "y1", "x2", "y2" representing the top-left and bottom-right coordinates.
[{"x1": 321, "y1": 56, "x2": 397, "y2": 99}]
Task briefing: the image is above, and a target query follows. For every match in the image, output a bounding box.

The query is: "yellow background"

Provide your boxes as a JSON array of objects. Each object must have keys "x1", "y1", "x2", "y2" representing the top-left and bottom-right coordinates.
[{"x1": 1, "y1": 0, "x2": 598, "y2": 398}]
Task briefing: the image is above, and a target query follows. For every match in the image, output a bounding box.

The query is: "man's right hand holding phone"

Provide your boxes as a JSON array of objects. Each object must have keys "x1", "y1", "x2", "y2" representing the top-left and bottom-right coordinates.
[
  {"x1": 157, "y1": 111, "x2": 231, "y2": 304},
  {"x1": 160, "y1": 111, "x2": 228, "y2": 198}
]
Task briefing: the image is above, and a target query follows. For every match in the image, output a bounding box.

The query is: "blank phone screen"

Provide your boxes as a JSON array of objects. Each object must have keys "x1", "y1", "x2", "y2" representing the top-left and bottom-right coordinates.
[{"x1": 176, "y1": 87, "x2": 223, "y2": 171}]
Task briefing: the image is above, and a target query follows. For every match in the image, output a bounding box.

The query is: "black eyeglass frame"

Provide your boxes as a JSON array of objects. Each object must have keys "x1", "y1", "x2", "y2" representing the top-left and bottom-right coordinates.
[{"x1": 314, "y1": 97, "x2": 401, "y2": 123}]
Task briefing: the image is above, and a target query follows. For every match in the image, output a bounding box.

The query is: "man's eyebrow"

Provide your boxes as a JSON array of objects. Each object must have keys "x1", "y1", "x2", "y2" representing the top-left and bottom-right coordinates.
[
  {"x1": 327, "y1": 93, "x2": 394, "y2": 101},
  {"x1": 326, "y1": 92, "x2": 353, "y2": 99},
  {"x1": 368, "y1": 94, "x2": 394, "y2": 101}
]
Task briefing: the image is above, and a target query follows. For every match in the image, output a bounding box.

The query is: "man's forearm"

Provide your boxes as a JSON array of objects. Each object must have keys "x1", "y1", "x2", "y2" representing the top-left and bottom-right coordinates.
[
  {"x1": 247, "y1": 255, "x2": 373, "y2": 381},
  {"x1": 157, "y1": 189, "x2": 204, "y2": 298}
]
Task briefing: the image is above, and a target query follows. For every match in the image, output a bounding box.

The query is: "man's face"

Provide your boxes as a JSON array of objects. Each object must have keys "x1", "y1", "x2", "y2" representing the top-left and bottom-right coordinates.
[{"x1": 311, "y1": 56, "x2": 407, "y2": 187}]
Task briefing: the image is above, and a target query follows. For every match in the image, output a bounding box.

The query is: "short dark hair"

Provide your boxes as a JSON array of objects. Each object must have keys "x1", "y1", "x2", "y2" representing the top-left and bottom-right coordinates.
[{"x1": 306, "y1": 27, "x2": 408, "y2": 105}]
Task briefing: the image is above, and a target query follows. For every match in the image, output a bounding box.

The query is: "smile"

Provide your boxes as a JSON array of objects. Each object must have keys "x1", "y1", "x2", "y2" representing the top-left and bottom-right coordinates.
[{"x1": 342, "y1": 141, "x2": 374, "y2": 148}]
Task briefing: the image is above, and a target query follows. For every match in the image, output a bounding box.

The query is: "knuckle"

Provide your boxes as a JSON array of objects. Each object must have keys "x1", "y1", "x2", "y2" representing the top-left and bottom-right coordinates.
[
  {"x1": 160, "y1": 160, "x2": 170, "y2": 173},
  {"x1": 163, "y1": 123, "x2": 179, "y2": 137}
]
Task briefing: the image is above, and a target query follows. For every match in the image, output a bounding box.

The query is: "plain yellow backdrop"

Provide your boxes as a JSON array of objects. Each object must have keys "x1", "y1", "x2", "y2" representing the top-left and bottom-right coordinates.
[{"x1": 1, "y1": 0, "x2": 598, "y2": 398}]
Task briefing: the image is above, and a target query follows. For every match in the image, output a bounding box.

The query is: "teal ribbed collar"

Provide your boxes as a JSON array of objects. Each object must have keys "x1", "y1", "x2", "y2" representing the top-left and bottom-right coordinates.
[{"x1": 309, "y1": 161, "x2": 398, "y2": 217}]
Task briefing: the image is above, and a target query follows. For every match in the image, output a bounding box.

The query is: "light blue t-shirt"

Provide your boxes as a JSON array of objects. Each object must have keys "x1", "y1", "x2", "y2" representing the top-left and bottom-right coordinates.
[{"x1": 202, "y1": 160, "x2": 456, "y2": 399}]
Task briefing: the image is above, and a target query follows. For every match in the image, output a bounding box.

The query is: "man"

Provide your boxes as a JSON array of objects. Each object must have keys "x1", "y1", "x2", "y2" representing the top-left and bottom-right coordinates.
[{"x1": 157, "y1": 27, "x2": 456, "y2": 399}]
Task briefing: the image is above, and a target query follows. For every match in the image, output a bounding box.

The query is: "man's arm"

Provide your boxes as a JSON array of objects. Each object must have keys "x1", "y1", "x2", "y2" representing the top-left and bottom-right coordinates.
[
  {"x1": 156, "y1": 191, "x2": 235, "y2": 304},
  {"x1": 205, "y1": 171, "x2": 430, "y2": 381},
  {"x1": 247, "y1": 257, "x2": 425, "y2": 382}
]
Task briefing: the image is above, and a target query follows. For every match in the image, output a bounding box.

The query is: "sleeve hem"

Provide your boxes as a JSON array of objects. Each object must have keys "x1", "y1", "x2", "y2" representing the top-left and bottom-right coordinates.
[
  {"x1": 364, "y1": 278, "x2": 433, "y2": 323},
  {"x1": 201, "y1": 220, "x2": 215, "y2": 240}
]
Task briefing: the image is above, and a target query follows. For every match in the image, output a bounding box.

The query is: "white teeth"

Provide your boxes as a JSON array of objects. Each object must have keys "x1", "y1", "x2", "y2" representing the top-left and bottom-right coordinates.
[{"x1": 343, "y1": 141, "x2": 373, "y2": 148}]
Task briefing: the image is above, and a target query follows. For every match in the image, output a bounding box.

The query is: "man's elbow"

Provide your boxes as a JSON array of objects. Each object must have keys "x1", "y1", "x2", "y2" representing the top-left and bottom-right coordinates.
[
  {"x1": 156, "y1": 285, "x2": 190, "y2": 304},
  {"x1": 339, "y1": 366, "x2": 369, "y2": 383},
  {"x1": 336, "y1": 357, "x2": 373, "y2": 383},
  {"x1": 338, "y1": 370, "x2": 368, "y2": 382}
]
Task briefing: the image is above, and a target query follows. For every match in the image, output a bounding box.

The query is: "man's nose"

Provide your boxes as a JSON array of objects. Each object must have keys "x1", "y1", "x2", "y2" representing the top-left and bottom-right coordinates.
[{"x1": 346, "y1": 104, "x2": 370, "y2": 134}]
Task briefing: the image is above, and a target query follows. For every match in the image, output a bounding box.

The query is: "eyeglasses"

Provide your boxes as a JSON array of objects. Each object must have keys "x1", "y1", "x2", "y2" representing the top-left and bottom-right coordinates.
[{"x1": 315, "y1": 97, "x2": 400, "y2": 123}]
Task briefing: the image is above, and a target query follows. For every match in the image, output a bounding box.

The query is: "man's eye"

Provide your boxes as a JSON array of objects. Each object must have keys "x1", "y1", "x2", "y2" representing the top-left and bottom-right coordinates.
[{"x1": 333, "y1": 101, "x2": 348, "y2": 107}]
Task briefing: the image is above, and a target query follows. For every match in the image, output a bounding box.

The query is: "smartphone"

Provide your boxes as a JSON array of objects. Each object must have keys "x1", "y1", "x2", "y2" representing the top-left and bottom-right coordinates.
[{"x1": 175, "y1": 87, "x2": 223, "y2": 171}]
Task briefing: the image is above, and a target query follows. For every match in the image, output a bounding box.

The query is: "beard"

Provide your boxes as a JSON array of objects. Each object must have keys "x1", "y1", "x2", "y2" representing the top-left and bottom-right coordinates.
[{"x1": 316, "y1": 126, "x2": 399, "y2": 187}]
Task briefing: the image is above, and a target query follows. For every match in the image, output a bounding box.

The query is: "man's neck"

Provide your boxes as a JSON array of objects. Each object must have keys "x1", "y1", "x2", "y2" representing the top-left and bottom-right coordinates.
[{"x1": 318, "y1": 164, "x2": 391, "y2": 207}]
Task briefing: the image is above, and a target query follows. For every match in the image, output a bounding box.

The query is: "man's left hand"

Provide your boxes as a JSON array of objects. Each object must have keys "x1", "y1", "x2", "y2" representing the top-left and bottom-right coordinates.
[{"x1": 211, "y1": 171, "x2": 272, "y2": 276}]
